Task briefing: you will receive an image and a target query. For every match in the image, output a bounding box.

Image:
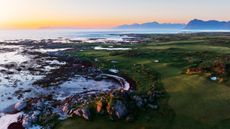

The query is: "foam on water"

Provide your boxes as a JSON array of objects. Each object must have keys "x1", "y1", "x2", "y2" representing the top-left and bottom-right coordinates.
[
  {"x1": 33, "y1": 48, "x2": 71, "y2": 53},
  {"x1": 0, "y1": 45, "x2": 28, "y2": 65}
]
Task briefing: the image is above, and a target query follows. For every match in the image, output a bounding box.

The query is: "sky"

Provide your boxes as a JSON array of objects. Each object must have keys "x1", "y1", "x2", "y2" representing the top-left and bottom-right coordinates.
[{"x1": 0, "y1": 0, "x2": 229, "y2": 29}]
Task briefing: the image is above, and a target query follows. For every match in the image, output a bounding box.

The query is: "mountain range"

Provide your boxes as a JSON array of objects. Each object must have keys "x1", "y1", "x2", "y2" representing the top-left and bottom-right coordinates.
[
  {"x1": 115, "y1": 22, "x2": 185, "y2": 29},
  {"x1": 115, "y1": 19, "x2": 230, "y2": 30}
]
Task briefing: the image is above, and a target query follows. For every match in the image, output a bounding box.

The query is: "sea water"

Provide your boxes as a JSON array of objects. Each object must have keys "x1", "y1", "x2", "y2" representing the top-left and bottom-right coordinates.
[{"x1": 0, "y1": 29, "x2": 182, "y2": 41}]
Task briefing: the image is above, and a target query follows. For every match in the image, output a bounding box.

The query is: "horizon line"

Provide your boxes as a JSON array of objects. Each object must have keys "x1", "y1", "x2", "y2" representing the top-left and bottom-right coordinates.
[{"x1": 0, "y1": 19, "x2": 229, "y2": 30}]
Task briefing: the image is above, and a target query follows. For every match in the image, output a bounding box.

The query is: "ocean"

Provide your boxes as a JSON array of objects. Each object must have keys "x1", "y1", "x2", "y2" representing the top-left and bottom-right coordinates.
[{"x1": 0, "y1": 29, "x2": 182, "y2": 41}]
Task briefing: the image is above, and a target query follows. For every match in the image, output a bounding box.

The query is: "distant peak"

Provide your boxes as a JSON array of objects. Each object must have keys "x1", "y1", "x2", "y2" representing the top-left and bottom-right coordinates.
[
  {"x1": 150, "y1": 21, "x2": 159, "y2": 24},
  {"x1": 191, "y1": 19, "x2": 201, "y2": 21}
]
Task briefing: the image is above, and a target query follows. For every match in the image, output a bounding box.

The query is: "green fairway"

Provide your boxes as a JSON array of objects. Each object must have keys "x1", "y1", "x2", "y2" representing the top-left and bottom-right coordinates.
[{"x1": 157, "y1": 65, "x2": 230, "y2": 129}]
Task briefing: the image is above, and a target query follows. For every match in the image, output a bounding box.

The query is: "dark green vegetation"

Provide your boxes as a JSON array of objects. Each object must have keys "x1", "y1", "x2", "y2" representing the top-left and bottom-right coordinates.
[{"x1": 56, "y1": 33, "x2": 230, "y2": 129}]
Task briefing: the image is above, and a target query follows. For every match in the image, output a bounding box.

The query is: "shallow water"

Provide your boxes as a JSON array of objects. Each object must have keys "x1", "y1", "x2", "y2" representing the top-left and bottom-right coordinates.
[
  {"x1": 0, "y1": 29, "x2": 128, "y2": 41},
  {"x1": 0, "y1": 45, "x2": 28, "y2": 65},
  {"x1": 0, "y1": 44, "x2": 128, "y2": 112},
  {"x1": 0, "y1": 45, "x2": 41, "y2": 110}
]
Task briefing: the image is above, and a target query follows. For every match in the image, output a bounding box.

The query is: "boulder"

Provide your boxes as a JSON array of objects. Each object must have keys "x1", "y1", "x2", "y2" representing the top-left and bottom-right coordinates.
[
  {"x1": 114, "y1": 100, "x2": 128, "y2": 119},
  {"x1": 15, "y1": 101, "x2": 27, "y2": 112},
  {"x1": 8, "y1": 122, "x2": 25, "y2": 129},
  {"x1": 81, "y1": 107, "x2": 91, "y2": 120},
  {"x1": 96, "y1": 101, "x2": 103, "y2": 113},
  {"x1": 4, "y1": 62, "x2": 18, "y2": 69},
  {"x1": 133, "y1": 96, "x2": 144, "y2": 108},
  {"x1": 96, "y1": 98, "x2": 106, "y2": 114},
  {"x1": 148, "y1": 96, "x2": 155, "y2": 103},
  {"x1": 148, "y1": 104, "x2": 158, "y2": 109},
  {"x1": 126, "y1": 115, "x2": 134, "y2": 122}
]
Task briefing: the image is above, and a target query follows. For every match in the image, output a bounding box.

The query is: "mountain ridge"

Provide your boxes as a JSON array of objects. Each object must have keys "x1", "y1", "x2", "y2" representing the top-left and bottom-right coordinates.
[
  {"x1": 114, "y1": 22, "x2": 186, "y2": 29},
  {"x1": 115, "y1": 19, "x2": 230, "y2": 30}
]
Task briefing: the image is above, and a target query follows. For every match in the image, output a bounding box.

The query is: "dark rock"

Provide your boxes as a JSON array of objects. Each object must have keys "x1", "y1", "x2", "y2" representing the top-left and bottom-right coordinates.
[
  {"x1": 16, "y1": 68, "x2": 22, "y2": 71},
  {"x1": 7, "y1": 97, "x2": 13, "y2": 100},
  {"x1": 6, "y1": 71, "x2": 14, "y2": 74},
  {"x1": 148, "y1": 104, "x2": 158, "y2": 109},
  {"x1": 133, "y1": 96, "x2": 144, "y2": 108},
  {"x1": 8, "y1": 122, "x2": 25, "y2": 129},
  {"x1": 114, "y1": 100, "x2": 128, "y2": 119},
  {"x1": 126, "y1": 115, "x2": 134, "y2": 122},
  {"x1": 4, "y1": 62, "x2": 18, "y2": 69}
]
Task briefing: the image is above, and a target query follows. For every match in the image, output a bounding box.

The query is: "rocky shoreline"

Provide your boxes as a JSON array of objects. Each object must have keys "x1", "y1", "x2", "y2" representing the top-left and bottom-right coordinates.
[{"x1": 0, "y1": 40, "x2": 146, "y2": 129}]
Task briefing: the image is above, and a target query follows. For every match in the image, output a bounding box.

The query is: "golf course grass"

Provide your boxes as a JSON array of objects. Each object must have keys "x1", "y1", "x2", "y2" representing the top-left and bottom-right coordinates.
[{"x1": 55, "y1": 34, "x2": 230, "y2": 129}]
